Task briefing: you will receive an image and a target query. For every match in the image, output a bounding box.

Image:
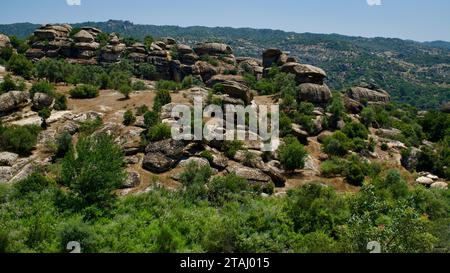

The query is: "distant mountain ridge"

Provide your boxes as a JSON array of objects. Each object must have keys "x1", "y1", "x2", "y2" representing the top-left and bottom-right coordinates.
[{"x1": 1, "y1": 20, "x2": 449, "y2": 109}]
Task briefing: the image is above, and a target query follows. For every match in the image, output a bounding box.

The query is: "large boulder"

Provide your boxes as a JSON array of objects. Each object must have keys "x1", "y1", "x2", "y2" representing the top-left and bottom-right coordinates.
[
  {"x1": 143, "y1": 152, "x2": 177, "y2": 173},
  {"x1": 0, "y1": 34, "x2": 11, "y2": 49},
  {"x1": 194, "y1": 42, "x2": 233, "y2": 56},
  {"x1": 226, "y1": 162, "x2": 272, "y2": 184},
  {"x1": 298, "y1": 83, "x2": 332, "y2": 105},
  {"x1": 346, "y1": 86, "x2": 390, "y2": 104},
  {"x1": 194, "y1": 61, "x2": 218, "y2": 82},
  {"x1": 73, "y1": 30, "x2": 95, "y2": 43},
  {"x1": 0, "y1": 91, "x2": 30, "y2": 115},
  {"x1": 344, "y1": 96, "x2": 364, "y2": 114},
  {"x1": 32, "y1": 92, "x2": 54, "y2": 111},
  {"x1": 280, "y1": 62, "x2": 327, "y2": 85},
  {"x1": 207, "y1": 75, "x2": 253, "y2": 105},
  {"x1": 0, "y1": 152, "x2": 19, "y2": 167},
  {"x1": 262, "y1": 48, "x2": 288, "y2": 68}
]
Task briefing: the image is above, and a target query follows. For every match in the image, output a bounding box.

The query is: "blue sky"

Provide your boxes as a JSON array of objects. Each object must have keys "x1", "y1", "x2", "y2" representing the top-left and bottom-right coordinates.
[{"x1": 1, "y1": 0, "x2": 449, "y2": 41}]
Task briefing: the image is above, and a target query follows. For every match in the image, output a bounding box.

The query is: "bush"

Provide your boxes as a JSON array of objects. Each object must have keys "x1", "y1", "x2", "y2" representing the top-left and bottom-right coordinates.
[
  {"x1": 0, "y1": 74, "x2": 18, "y2": 93},
  {"x1": 381, "y1": 143, "x2": 389, "y2": 151},
  {"x1": 153, "y1": 89, "x2": 172, "y2": 112},
  {"x1": 213, "y1": 83, "x2": 225, "y2": 93},
  {"x1": 137, "y1": 63, "x2": 157, "y2": 80},
  {"x1": 53, "y1": 93, "x2": 68, "y2": 111},
  {"x1": 70, "y1": 85, "x2": 99, "y2": 99},
  {"x1": 55, "y1": 132, "x2": 72, "y2": 159},
  {"x1": 136, "y1": 105, "x2": 149, "y2": 116},
  {"x1": 38, "y1": 107, "x2": 51, "y2": 129},
  {"x1": 59, "y1": 220, "x2": 97, "y2": 253},
  {"x1": 7, "y1": 54, "x2": 33, "y2": 79},
  {"x1": 323, "y1": 131, "x2": 352, "y2": 156},
  {"x1": 344, "y1": 160, "x2": 366, "y2": 186},
  {"x1": 30, "y1": 80, "x2": 55, "y2": 98},
  {"x1": 278, "y1": 136, "x2": 308, "y2": 171},
  {"x1": 223, "y1": 140, "x2": 244, "y2": 158},
  {"x1": 321, "y1": 158, "x2": 346, "y2": 178},
  {"x1": 132, "y1": 81, "x2": 147, "y2": 91},
  {"x1": 147, "y1": 123, "x2": 172, "y2": 142},
  {"x1": 181, "y1": 75, "x2": 203, "y2": 89},
  {"x1": 208, "y1": 174, "x2": 249, "y2": 206},
  {"x1": 78, "y1": 117, "x2": 102, "y2": 135},
  {"x1": 119, "y1": 84, "x2": 132, "y2": 99},
  {"x1": 60, "y1": 134, "x2": 126, "y2": 210},
  {"x1": 156, "y1": 80, "x2": 181, "y2": 91},
  {"x1": 342, "y1": 122, "x2": 369, "y2": 139},
  {"x1": 279, "y1": 114, "x2": 293, "y2": 137},
  {"x1": 14, "y1": 172, "x2": 54, "y2": 195},
  {"x1": 199, "y1": 150, "x2": 214, "y2": 163},
  {"x1": 144, "y1": 111, "x2": 159, "y2": 128},
  {"x1": 327, "y1": 94, "x2": 345, "y2": 129},
  {"x1": 123, "y1": 110, "x2": 136, "y2": 126},
  {"x1": 0, "y1": 124, "x2": 41, "y2": 155},
  {"x1": 108, "y1": 70, "x2": 132, "y2": 90},
  {"x1": 361, "y1": 107, "x2": 376, "y2": 127}
]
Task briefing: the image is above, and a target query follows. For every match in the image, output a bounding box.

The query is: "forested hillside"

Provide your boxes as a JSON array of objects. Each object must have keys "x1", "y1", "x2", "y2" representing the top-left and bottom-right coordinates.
[{"x1": 1, "y1": 20, "x2": 449, "y2": 109}]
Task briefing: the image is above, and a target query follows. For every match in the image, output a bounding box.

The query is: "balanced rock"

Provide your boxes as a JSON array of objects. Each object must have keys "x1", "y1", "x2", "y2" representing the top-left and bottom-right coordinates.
[
  {"x1": 262, "y1": 48, "x2": 288, "y2": 68},
  {"x1": 73, "y1": 30, "x2": 95, "y2": 43},
  {"x1": 346, "y1": 86, "x2": 390, "y2": 104},
  {"x1": 32, "y1": 92, "x2": 54, "y2": 110},
  {"x1": 194, "y1": 42, "x2": 233, "y2": 56},
  {"x1": 280, "y1": 62, "x2": 327, "y2": 85},
  {"x1": 298, "y1": 83, "x2": 332, "y2": 105}
]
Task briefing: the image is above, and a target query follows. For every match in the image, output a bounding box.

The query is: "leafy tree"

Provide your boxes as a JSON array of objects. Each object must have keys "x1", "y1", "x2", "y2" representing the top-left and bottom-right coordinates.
[
  {"x1": 38, "y1": 107, "x2": 51, "y2": 129},
  {"x1": 119, "y1": 84, "x2": 132, "y2": 99},
  {"x1": 123, "y1": 110, "x2": 136, "y2": 126},
  {"x1": 361, "y1": 107, "x2": 376, "y2": 127},
  {"x1": 70, "y1": 85, "x2": 99, "y2": 99},
  {"x1": 137, "y1": 63, "x2": 157, "y2": 80},
  {"x1": 144, "y1": 111, "x2": 159, "y2": 128},
  {"x1": 323, "y1": 131, "x2": 352, "y2": 156},
  {"x1": 278, "y1": 136, "x2": 308, "y2": 172},
  {"x1": 153, "y1": 89, "x2": 172, "y2": 112},
  {"x1": 55, "y1": 132, "x2": 72, "y2": 159},
  {"x1": 60, "y1": 134, "x2": 126, "y2": 210},
  {"x1": 342, "y1": 122, "x2": 369, "y2": 139},
  {"x1": 53, "y1": 93, "x2": 68, "y2": 111},
  {"x1": 7, "y1": 54, "x2": 33, "y2": 79},
  {"x1": 327, "y1": 93, "x2": 345, "y2": 129},
  {"x1": 30, "y1": 80, "x2": 55, "y2": 98}
]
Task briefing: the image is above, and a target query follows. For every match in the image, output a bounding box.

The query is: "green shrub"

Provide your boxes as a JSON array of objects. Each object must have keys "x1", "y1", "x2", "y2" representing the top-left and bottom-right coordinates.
[
  {"x1": 7, "y1": 54, "x2": 33, "y2": 79},
  {"x1": 60, "y1": 134, "x2": 126, "y2": 210},
  {"x1": 55, "y1": 132, "x2": 72, "y2": 159},
  {"x1": 181, "y1": 75, "x2": 203, "y2": 89},
  {"x1": 78, "y1": 117, "x2": 102, "y2": 135},
  {"x1": 0, "y1": 74, "x2": 18, "y2": 93},
  {"x1": 361, "y1": 107, "x2": 376, "y2": 127},
  {"x1": 136, "y1": 63, "x2": 157, "y2": 80},
  {"x1": 278, "y1": 136, "x2": 308, "y2": 171},
  {"x1": 213, "y1": 83, "x2": 225, "y2": 93},
  {"x1": 323, "y1": 131, "x2": 352, "y2": 156},
  {"x1": 199, "y1": 150, "x2": 214, "y2": 163},
  {"x1": 119, "y1": 84, "x2": 132, "y2": 99},
  {"x1": 153, "y1": 89, "x2": 172, "y2": 112},
  {"x1": 59, "y1": 220, "x2": 97, "y2": 253},
  {"x1": 70, "y1": 85, "x2": 99, "y2": 99},
  {"x1": 38, "y1": 108, "x2": 51, "y2": 129},
  {"x1": 200, "y1": 55, "x2": 219, "y2": 66},
  {"x1": 30, "y1": 80, "x2": 55, "y2": 98},
  {"x1": 136, "y1": 105, "x2": 149, "y2": 116},
  {"x1": 14, "y1": 172, "x2": 54, "y2": 195},
  {"x1": 321, "y1": 158, "x2": 346, "y2": 178},
  {"x1": 279, "y1": 114, "x2": 293, "y2": 137},
  {"x1": 123, "y1": 110, "x2": 136, "y2": 126},
  {"x1": 147, "y1": 123, "x2": 172, "y2": 142},
  {"x1": 381, "y1": 143, "x2": 389, "y2": 151},
  {"x1": 0, "y1": 124, "x2": 41, "y2": 155},
  {"x1": 132, "y1": 81, "x2": 147, "y2": 91},
  {"x1": 156, "y1": 80, "x2": 181, "y2": 91},
  {"x1": 144, "y1": 111, "x2": 159, "y2": 128},
  {"x1": 344, "y1": 160, "x2": 366, "y2": 186},
  {"x1": 223, "y1": 140, "x2": 244, "y2": 158},
  {"x1": 54, "y1": 93, "x2": 68, "y2": 111},
  {"x1": 342, "y1": 122, "x2": 369, "y2": 139}
]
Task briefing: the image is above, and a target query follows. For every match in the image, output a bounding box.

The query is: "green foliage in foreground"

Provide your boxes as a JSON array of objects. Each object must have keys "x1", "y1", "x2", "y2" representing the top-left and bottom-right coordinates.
[{"x1": 0, "y1": 157, "x2": 448, "y2": 253}]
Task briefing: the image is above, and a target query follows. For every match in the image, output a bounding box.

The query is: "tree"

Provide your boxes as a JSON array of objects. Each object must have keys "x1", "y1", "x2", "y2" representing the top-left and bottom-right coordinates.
[
  {"x1": 327, "y1": 93, "x2": 345, "y2": 129},
  {"x1": 323, "y1": 131, "x2": 352, "y2": 156},
  {"x1": 361, "y1": 107, "x2": 376, "y2": 127},
  {"x1": 278, "y1": 136, "x2": 308, "y2": 172},
  {"x1": 123, "y1": 110, "x2": 136, "y2": 126},
  {"x1": 60, "y1": 134, "x2": 126, "y2": 210},
  {"x1": 30, "y1": 80, "x2": 55, "y2": 98},
  {"x1": 38, "y1": 108, "x2": 51, "y2": 129},
  {"x1": 0, "y1": 74, "x2": 17, "y2": 93},
  {"x1": 0, "y1": 124, "x2": 41, "y2": 156},
  {"x1": 119, "y1": 84, "x2": 132, "y2": 99},
  {"x1": 144, "y1": 111, "x2": 159, "y2": 128},
  {"x1": 70, "y1": 85, "x2": 99, "y2": 99},
  {"x1": 7, "y1": 54, "x2": 33, "y2": 79},
  {"x1": 342, "y1": 121, "x2": 369, "y2": 139},
  {"x1": 153, "y1": 89, "x2": 171, "y2": 112},
  {"x1": 55, "y1": 132, "x2": 73, "y2": 159}
]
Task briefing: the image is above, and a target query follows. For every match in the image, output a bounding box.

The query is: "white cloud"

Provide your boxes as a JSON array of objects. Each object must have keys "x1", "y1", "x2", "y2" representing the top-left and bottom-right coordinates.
[
  {"x1": 367, "y1": 0, "x2": 382, "y2": 6},
  {"x1": 66, "y1": 0, "x2": 81, "y2": 6}
]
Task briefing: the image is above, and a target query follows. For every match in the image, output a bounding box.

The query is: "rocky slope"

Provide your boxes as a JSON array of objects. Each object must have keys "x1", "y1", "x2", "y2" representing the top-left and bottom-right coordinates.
[{"x1": 1, "y1": 24, "x2": 448, "y2": 195}]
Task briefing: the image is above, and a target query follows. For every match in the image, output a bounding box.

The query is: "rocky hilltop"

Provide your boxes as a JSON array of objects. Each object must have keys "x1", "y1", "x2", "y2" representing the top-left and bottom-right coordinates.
[{"x1": 0, "y1": 23, "x2": 448, "y2": 194}]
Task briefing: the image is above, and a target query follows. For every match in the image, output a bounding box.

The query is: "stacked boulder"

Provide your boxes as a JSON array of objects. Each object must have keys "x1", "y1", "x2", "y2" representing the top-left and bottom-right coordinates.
[
  {"x1": 170, "y1": 43, "x2": 200, "y2": 82},
  {"x1": 71, "y1": 29, "x2": 100, "y2": 63},
  {"x1": 193, "y1": 42, "x2": 236, "y2": 82},
  {"x1": 206, "y1": 74, "x2": 253, "y2": 105},
  {"x1": 236, "y1": 57, "x2": 264, "y2": 80},
  {"x1": 262, "y1": 48, "x2": 332, "y2": 105},
  {"x1": 26, "y1": 24, "x2": 72, "y2": 60},
  {"x1": 346, "y1": 85, "x2": 390, "y2": 104},
  {"x1": 100, "y1": 33, "x2": 126, "y2": 63},
  {"x1": 147, "y1": 39, "x2": 172, "y2": 80}
]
